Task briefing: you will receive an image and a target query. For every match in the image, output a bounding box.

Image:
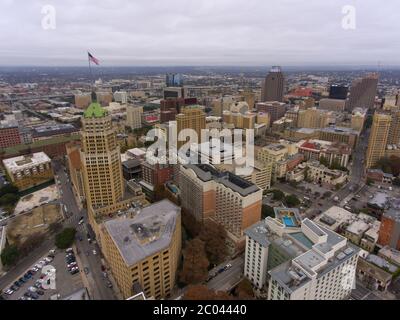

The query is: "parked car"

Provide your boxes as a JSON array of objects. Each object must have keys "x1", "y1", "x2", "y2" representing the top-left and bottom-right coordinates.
[
  {"x1": 28, "y1": 286, "x2": 37, "y2": 293},
  {"x1": 106, "y1": 281, "x2": 113, "y2": 288},
  {"x1": 37, "y1": 290, "x2": 44, "y2": 296},
  {"x1": 67, "y1": 262, "x2": 77, "y2": 269},
  {"x1": 92, "y1": 250, "x2": 97, "y2": 255},
  {"x1": 66, "y1": 248, "x2": 73, "y2": 254}
]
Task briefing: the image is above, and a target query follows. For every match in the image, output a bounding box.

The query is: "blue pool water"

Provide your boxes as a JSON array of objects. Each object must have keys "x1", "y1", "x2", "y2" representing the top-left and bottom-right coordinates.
[{"x1": 282, "y1": 216, "x2": 295, "y2": 227}]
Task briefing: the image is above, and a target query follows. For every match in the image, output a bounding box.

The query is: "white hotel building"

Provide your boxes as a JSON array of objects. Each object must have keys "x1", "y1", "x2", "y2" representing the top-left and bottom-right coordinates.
[{"x1": 244, "y1": 208, "x2": 359, "y2": 300}]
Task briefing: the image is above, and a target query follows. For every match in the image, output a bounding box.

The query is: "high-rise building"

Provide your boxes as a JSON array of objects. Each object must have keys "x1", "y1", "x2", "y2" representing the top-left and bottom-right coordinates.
[
  {"x1": 166, "y1": 73, "x2": 183, "y2": 87},
  {"x1": 113, "y1": 91, "x2": 128, "y2": 104},
  {"x1": 388, "y1": 110, "x2": 400, "y2": 145},
  {"x1": 244, "y1": 213, "x2": 359, "y2": 299},
  {"x1": 179, "y1": 164, "x2": 262, "y2": 241},
  {"x1": 329, "y1": 84, "x2": 348, "y2": 100},
  {"x1": 365, "y1": 112, "x2": 391, "y2": 169},
  {"x1": 126, "y1": 105, "x2": 143, "y2": 130},
  {"x1": 261, "y1": 66, "x2": 285, "y2": 102},
  {"x1": 100, "y1": 199, "x2": 182, "y2": 299},
  {"x1": 176, "y1": 105, "x2": 206, "y2": 148},
  {"x1": 66, "y1": 141, "x2": 85, "y2": 207},
  {"x1": 346, "y1": 73, "x2": 378, "y2": 111},
  {"x1": 80, "y1": 101, "x2": 125, "y2": 210},
  {"x1": 96, "y1": 92, "x2": 113, "y2": 107}
]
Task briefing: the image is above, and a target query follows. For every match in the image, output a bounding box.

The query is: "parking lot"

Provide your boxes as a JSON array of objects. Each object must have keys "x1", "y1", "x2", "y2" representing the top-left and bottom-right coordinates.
[{"x1": 1, "y1": 248, "x2": 85, "y2": 300}]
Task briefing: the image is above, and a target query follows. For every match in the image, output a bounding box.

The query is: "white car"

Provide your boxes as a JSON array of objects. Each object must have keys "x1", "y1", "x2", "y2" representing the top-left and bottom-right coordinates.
[
  {"x1": 28, "y1": 286, "x2": 37, "y2": 293},
  {"x1": 49, "y1": 249, "x2": 56, "y2": 255},
  {"x1": 37, "y1": 261, "x2": 46, "y2": 268},
  {"x1": 35, "y1": 264, "x2": 42, "y2": 269},
  {"x1": 32, "y1": 267, "x2": 39, "y2": 272},
  {"x1": 67, "y1": 262, "x2": 77, "y2": 268},
  {"x1": 92, "y1": 250, "x2": 97, "y2": 255},
  {"x1": 5, "y1": 289, "x2": 14, "y2": 295},
  {"x1": 44, "y1": 257, "x2": 53, "y2": 263}
]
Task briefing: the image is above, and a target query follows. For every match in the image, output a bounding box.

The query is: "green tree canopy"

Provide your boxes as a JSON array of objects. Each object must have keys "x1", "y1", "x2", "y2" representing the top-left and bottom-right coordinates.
[
  {"x1": 1, "y1": 245, "x2": 19, "y2": 267},
  {"x1": 55, "y1": 228, "x2": 76, "y2": 249}
]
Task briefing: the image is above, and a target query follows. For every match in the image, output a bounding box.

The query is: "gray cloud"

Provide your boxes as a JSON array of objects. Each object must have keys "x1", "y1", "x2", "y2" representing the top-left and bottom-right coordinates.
[{"x1": 0, "y1": 0, "x2": 398, "y2": 66}]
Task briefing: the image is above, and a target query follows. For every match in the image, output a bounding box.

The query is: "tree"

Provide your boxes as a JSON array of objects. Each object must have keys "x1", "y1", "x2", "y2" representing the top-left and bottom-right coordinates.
[
  {"x1": 284, "y1": 194, "x2": 300, "y2": 207},
  {"x1": 262, "y1": 205, "x2": 275, "y2": 219},
  {"x1": 270, "y1": 189, "x2": 284, "y2": 201},
  {"x1": 0, "y1": 193, "x2": 19, "y2": 206},
  {"x1": 1, "y1": 245, "x2": 19, "y2": 267},
  {"x1": 181, "y1": 209, "x2": 201, "y2": 239},
  {"x1": 199, "y1": 220, "x2": 228, "y2": 266},
  {"x1": 0, "y1": 184, "x2": 18, "y2": 197},
  {"x1": 179, "y1": 238, "x2": 209, "y2": 285},
  {"x1": 184, "y1": 285, "x2": 233, "y2": 300},
  {"x1": 235, "y1": 279, "x2": 254, "y2": 299},
  {"x1": 55, "y1": 228, "x2": 76, "y2": 249}
]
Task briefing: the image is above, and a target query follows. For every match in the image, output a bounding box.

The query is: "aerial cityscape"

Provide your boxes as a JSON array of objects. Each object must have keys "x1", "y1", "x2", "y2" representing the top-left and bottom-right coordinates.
[{"x1": 0, "y1": 0, "x2": 399, "y2": 308}]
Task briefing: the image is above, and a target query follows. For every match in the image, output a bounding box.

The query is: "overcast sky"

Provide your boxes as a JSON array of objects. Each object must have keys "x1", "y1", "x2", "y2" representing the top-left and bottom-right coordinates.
[{"x1": 0, "y1": 0, "x2": 398, "y2": 66}]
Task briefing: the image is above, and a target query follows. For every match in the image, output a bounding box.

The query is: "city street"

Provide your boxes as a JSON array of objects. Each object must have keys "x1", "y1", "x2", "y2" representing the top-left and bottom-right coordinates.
[
  {"x1": 53, "y1": 160, "x2": 118, "y2": 300},
  {"x1": 207, "y1": 256, "x2": 244, "y2": 292}
]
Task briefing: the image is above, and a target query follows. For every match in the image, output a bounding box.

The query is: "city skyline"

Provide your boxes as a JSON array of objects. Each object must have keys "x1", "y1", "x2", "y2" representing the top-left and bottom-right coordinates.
[{"x1": 0, "y1": 0, "x2": 399, "y2": 66}]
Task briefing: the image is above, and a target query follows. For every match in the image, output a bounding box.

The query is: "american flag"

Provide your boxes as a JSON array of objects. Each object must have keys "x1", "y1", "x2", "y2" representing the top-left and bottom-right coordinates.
[{"x1": 88, "y1": 52, "x2": 100, "y2": 65}]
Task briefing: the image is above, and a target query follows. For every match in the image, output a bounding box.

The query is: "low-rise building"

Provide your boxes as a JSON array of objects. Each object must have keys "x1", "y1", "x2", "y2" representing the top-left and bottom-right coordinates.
[
  {"x1": 298, "y1": 139, "x2": 351, "y2": 168},
  {"x1": 2, "y1": 152, "x2": 53, "y2": 191},
  {"x1": 305, "y1": 161, "x2": 348, "y2": 187}
]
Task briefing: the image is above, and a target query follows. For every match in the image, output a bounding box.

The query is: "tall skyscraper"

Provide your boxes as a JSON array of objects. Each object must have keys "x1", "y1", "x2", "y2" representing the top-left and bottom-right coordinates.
[
  {"x1": 80, "y1": 100, "x2": 125, "y2": 210},
  {"x1": 365, "y1": 112, "x2": 391, "y2": 169},
  {"x1": 388, "y1": 110, "x2": 400, "y2": 145},
  {"x1": 261, "y1": 66, "x2": 285, "y2": 102},
  {"x1": 346, "y1": 73, "x2": 378, "y2": 111}
]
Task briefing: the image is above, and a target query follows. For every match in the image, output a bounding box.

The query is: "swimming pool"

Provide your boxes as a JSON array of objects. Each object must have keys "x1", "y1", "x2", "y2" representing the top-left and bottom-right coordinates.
[{"x1": 282, "y1": 216, "x2": 296, "y2": 227}]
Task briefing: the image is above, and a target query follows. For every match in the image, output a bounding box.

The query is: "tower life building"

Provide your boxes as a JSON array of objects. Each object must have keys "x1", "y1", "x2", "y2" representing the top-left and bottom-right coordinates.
[
  {"x1": 346, "y1": 73, "x2": 378, "y2": 111},
  {"x1": 80, "y1": 101, "x2": 125, "y2": 211},
  {"x1": 261, "y1": 66, "x2": 285, "y2": 102}
]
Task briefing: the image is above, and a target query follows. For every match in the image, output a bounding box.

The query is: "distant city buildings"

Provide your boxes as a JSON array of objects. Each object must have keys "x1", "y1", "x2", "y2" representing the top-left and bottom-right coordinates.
[{"x1": 126, "y1": 105, "x2": 143, "y2": 130}]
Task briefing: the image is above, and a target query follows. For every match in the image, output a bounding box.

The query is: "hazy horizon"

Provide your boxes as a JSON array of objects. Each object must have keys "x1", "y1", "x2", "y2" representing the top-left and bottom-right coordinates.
[{"x1": 1, "y1": 0, "x2": 398, "y2": 67}]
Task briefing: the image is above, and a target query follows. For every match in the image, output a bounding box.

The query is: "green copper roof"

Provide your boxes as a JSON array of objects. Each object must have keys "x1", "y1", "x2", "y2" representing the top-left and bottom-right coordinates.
[{"x1": 84, "y1": 102, "x2": 107, "y2": 118}]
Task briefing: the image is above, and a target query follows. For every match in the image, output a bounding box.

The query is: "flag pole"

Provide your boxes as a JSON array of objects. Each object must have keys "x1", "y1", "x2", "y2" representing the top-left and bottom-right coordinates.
[{"x1": 87, "y1": 51, "x2": 94, "y2": 87}]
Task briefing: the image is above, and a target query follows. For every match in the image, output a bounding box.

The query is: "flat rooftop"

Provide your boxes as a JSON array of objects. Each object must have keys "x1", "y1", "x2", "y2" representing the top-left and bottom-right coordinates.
[
  {"x1": 104, "y1": 199, "x2": 180, "y2": 267},
  {"x1": 3, "y1": 152, "x2": 51, "y2": 173},
  {"x1": 183, "y1": 164, "x2": 260, "y2": 197}
]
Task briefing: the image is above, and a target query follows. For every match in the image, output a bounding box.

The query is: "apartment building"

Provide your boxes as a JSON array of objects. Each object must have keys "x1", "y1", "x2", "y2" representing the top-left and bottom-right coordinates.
[
  {"x1": 2, "y1": 152, "x2": 53, "y2": 191},
  {"x1": 244, "y1": 212, "x2": 359, "y2": 300},
  {"x1": 346, "y1": 73, "x2": 378, "y2": 111},
  {"x1": 179, "y1": 164, "x2": 262, "y2": 241},
  {"x1": 100, "y1": 200, "x2": 181, "y2": 300}
]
